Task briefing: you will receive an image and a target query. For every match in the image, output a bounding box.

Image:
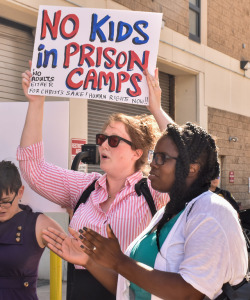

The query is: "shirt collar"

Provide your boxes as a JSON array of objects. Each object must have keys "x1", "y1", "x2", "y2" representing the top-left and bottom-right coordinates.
[
  {"x1": 125, "y1": 170, "x2": 144, "y2": 187},
  {"x1": 96, "y1": 170, "x2": 143, "y2": 191}
]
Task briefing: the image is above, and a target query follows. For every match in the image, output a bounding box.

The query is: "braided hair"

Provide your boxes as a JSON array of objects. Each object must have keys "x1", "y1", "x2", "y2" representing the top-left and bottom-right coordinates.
[{"x1": 156, "y1": 122, "x2": 220, "y2": 251}]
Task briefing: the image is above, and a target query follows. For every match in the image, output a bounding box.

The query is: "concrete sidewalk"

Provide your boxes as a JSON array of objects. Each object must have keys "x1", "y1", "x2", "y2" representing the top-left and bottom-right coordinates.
[{"x1": 37, "y1": 280, "x2": 67, "y2": 300}]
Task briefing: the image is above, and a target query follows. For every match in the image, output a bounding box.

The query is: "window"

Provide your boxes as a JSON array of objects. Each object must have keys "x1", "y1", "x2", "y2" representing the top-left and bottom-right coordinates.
[{"x1": 189, "y1": 0, "x2": 200, "y2": 43}]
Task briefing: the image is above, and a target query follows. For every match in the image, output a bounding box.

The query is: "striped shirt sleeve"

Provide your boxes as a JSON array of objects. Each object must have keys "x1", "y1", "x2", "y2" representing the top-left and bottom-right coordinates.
[{"x1": 17, "y1": 141, "x2": 100, "y2": 209}]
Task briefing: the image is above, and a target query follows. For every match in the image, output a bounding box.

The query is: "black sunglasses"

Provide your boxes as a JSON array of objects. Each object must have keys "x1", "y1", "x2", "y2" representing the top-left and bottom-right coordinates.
[
  {"x1": 148, "y1": 150, "x2": 178, "y2": 165},
  {"x1": 96, "y1": 134, "x2": 133, "y2": 148}
]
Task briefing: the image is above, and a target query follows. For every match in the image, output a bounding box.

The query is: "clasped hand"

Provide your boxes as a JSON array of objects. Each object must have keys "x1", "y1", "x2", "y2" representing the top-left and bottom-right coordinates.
[{"x1": 42, "y1": 224, "x2": 125, "y2": 271}]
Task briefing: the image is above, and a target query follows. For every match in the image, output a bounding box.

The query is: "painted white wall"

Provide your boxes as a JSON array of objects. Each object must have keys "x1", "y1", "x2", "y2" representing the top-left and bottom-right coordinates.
[
  {"x1": 0, "y1": 101, "x2": 70, "y2": 279},
  {"x1": 0, "y1": 101, "x2": 69, "y2": 212}
]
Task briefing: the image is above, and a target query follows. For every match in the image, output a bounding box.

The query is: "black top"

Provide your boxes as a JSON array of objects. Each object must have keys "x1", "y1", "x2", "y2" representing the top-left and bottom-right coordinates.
[
  {"x1": 214, "y1": 187, "x2": 240, "y2": 212},
  {"x1": 0, "y1": 205, "x2": 44, "y2": 300}
]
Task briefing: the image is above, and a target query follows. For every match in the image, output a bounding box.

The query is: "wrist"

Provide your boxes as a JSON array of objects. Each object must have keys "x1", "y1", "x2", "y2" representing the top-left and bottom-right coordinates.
[
  {"x1": 114, "y1": 253, "x2": 129, "y2": 274},
  {"x1": 148, "y1": 105, "x2": 163, "y2": 115},
  {"x1": 30, "y1": 97, "x2": 45, "y2": 105},
  {"x1": 85, "y1": 257, "x2": 93, "y2": 269}
]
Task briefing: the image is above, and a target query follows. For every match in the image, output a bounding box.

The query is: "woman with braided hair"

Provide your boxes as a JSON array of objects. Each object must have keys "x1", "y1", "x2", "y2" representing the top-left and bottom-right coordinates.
[
  {"x1": 43, "y1": 122, "x2": 248, "y2": 300},
  {"x1": 153, "y1": 122, "x2": 220, "y2": 251}
]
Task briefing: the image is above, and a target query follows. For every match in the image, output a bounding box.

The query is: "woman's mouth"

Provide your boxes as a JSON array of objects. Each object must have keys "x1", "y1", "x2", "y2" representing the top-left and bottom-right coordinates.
[
  {"x1": 148, "y1": 172, "x2": 158, "y2": 180},
  {"x1": 101, "y1": 154, "x2": 108, "y2": 159}
]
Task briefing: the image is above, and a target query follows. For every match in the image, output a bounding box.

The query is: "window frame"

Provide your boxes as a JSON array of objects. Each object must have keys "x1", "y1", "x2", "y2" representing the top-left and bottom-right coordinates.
[{"x1": 189, "y1": 0, "x2": 201, "y2": 43}]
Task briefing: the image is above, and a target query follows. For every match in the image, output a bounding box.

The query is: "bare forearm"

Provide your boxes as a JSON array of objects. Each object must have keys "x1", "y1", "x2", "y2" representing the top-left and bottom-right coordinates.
[
  {"x1": 115, "y1": 255, "x2": 203, "y2": 300},
  {"x1": 152, "y1": 107, "x2": 175, "y2": 132},
  {"x1": 20, "y1": 101, "x2": 44, "y2": 147},
  {"x1": 87, "y1": 261, "x2": 118, "y2": 294}
]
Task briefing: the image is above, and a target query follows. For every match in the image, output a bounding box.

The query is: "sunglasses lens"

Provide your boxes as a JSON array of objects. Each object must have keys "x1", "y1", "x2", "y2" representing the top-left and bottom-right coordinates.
[
  {"x1": 96, "y1": 134, "x2": 107, "y2": 146},
  {"x1": 109, "y1": 136, "x2": 120, "y2": 147}
]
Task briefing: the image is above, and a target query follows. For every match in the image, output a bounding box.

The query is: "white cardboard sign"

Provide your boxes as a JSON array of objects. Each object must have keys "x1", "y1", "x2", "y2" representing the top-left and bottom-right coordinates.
[{"x1": 29, "y1": 6, "x2": 162, "y2": 105}]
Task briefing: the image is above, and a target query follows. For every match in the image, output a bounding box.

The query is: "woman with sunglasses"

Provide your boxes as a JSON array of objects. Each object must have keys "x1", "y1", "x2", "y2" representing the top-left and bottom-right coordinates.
[
  {"x1": 43, "y1": 123, "x2": 248, "y2": 300},
  {"x1": 18, "y1": 63, "x2": 173, "y2": 300},
  {"x1": 0, "y1": 160, "x2": 65, "y2": 300}
]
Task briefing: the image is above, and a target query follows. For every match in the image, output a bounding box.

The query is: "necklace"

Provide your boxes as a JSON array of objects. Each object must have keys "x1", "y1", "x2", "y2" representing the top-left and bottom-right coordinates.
[{"x1": 108, "y1": 195, "x2": 112, "y2": 199}]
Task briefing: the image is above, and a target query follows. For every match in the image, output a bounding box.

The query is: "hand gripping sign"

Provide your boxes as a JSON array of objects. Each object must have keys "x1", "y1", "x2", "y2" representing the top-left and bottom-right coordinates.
[{"x1": 29, "y1": 6, "x2": 162, "y2": 105}]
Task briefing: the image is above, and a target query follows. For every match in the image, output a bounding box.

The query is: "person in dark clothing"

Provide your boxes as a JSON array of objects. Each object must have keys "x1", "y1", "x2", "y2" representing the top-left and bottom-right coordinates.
[
  {"x1": 210, "y1": 177, "x2": 240, "y2": 212},
  {"x1": 0, "y1": 160, "x2": 64, "y2": 300}
]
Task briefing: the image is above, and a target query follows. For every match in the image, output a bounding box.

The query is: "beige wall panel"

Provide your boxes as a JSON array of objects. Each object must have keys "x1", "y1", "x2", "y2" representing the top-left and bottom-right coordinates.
[
  {"x1": 160, "y1": 27, "x2": 173, "y2": 46},
  {"x1": 204, "y1": 63, "x2": 231, "y2": 110},
  {"x1": 205, "y1": 63, "x2": 250, "y2": 117},
  {"x1": 0, "y1": 0, "x2": 37, "y2": 27},
  {"x1": 230, "y1": 74, "x2": 250, "y2": 115},
  {"x1": 205, "y1": 46, "x2": 232, "y2": 71},
  {"x1": 175, "y1": 75, "x2": 197, "y2": 125},
  {"x1": 158, "y1": 43, "x2": 173, "y2": 64},
  {"x1": 63, "y1": 0, "x2": 107, "y2": 8},
  {"x1": 172, "y1": 50, "x2": 205, "y2": 74},
  {"x1": 197, "y1": 72, "x2": 208, "y2": 130},
  {"x1": 106, "y1": 0, "x2": 127, "y2": 9},
  {"x1": 11, "y1": 0, "x2": 74, "y2": 10},
  {"x1": 172, "y1": 30, "x2": 205, "y2": 59}
]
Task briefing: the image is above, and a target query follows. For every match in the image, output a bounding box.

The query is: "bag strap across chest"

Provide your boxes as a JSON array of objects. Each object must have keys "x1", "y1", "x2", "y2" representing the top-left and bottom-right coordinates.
[{"x1": 73, "y1": 178, "x2": 156, "y2": 217}]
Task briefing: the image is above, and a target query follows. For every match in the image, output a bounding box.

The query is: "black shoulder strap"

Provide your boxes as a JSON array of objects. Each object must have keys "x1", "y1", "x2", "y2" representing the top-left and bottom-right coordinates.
[
  {"x1": 215, "y1": 278, "x2": 249, "y2": 300},
  {"x1": 135, "y1": 178, "x2": 157, "y2": 217},
  {"x1": 73, "y1": 179, "x2": 97, "y2": 213},
  {"x1": 74, "y1": 178, "x2": 156, "y2": 217}
]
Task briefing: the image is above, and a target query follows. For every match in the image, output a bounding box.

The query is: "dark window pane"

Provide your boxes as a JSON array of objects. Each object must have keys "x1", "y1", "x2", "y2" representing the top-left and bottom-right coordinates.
[{"x1": 189, "y1": 10, "x2": 198, "y2": 36}]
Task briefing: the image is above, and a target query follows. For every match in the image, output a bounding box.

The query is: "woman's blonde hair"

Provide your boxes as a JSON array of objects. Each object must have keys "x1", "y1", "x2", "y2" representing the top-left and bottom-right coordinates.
[{"x1": 103, "y1": 113, "x2": 162, "y2": 174}]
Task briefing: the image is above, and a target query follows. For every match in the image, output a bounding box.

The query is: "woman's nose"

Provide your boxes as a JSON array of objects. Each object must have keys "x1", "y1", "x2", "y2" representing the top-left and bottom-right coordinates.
[
  {"x1": 150, "y1": 160, "x2": 158, "y2": 168},
  {"x1": 100, "y1": 138, "x2": 109, "y2": 149}
]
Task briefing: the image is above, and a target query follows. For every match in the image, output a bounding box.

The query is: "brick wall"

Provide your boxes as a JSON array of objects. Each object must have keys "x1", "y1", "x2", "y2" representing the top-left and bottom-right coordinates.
[
  {"x1": 113, "y1": 0, "x2": 189, "y2": 36},
  {"x1": 208, "y1": 107, "x2": 250, "y2": 208},
  {"x1": 114, "y1": 0, "x2": 250, "y2": 61},
  {"x1": 207, "y1": 0, "x2": 250, "y2": 60}
]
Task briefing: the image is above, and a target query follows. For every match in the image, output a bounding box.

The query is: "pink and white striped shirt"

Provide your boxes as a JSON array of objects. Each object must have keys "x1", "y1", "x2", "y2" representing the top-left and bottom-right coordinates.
[{"x1": 17, "y1": 141, "x2": 169, "y2": 254}]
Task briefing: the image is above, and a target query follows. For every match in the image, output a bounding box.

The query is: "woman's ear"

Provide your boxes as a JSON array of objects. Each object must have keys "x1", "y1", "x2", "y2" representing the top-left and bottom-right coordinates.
[
  {"x1": 188, "y1": 163, "x2": 200, "y2": 178},
  {"x1": 134, "y1": 149, "x2": 143, "y2": 160},
  {"x1": 18, "y1": 186, "x2": 25, "y2": 199}
]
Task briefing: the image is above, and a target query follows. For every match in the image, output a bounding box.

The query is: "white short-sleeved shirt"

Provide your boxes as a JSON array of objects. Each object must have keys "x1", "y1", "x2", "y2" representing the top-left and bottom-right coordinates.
[{"x1": 117, "y1": 191, "x2": 248, "y2": 300}]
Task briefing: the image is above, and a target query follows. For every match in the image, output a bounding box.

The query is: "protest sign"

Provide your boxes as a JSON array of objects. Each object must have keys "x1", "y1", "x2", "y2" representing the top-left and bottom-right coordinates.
[{"x1": 29, "y1": 5, "x2": 162, "y2": 105}]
